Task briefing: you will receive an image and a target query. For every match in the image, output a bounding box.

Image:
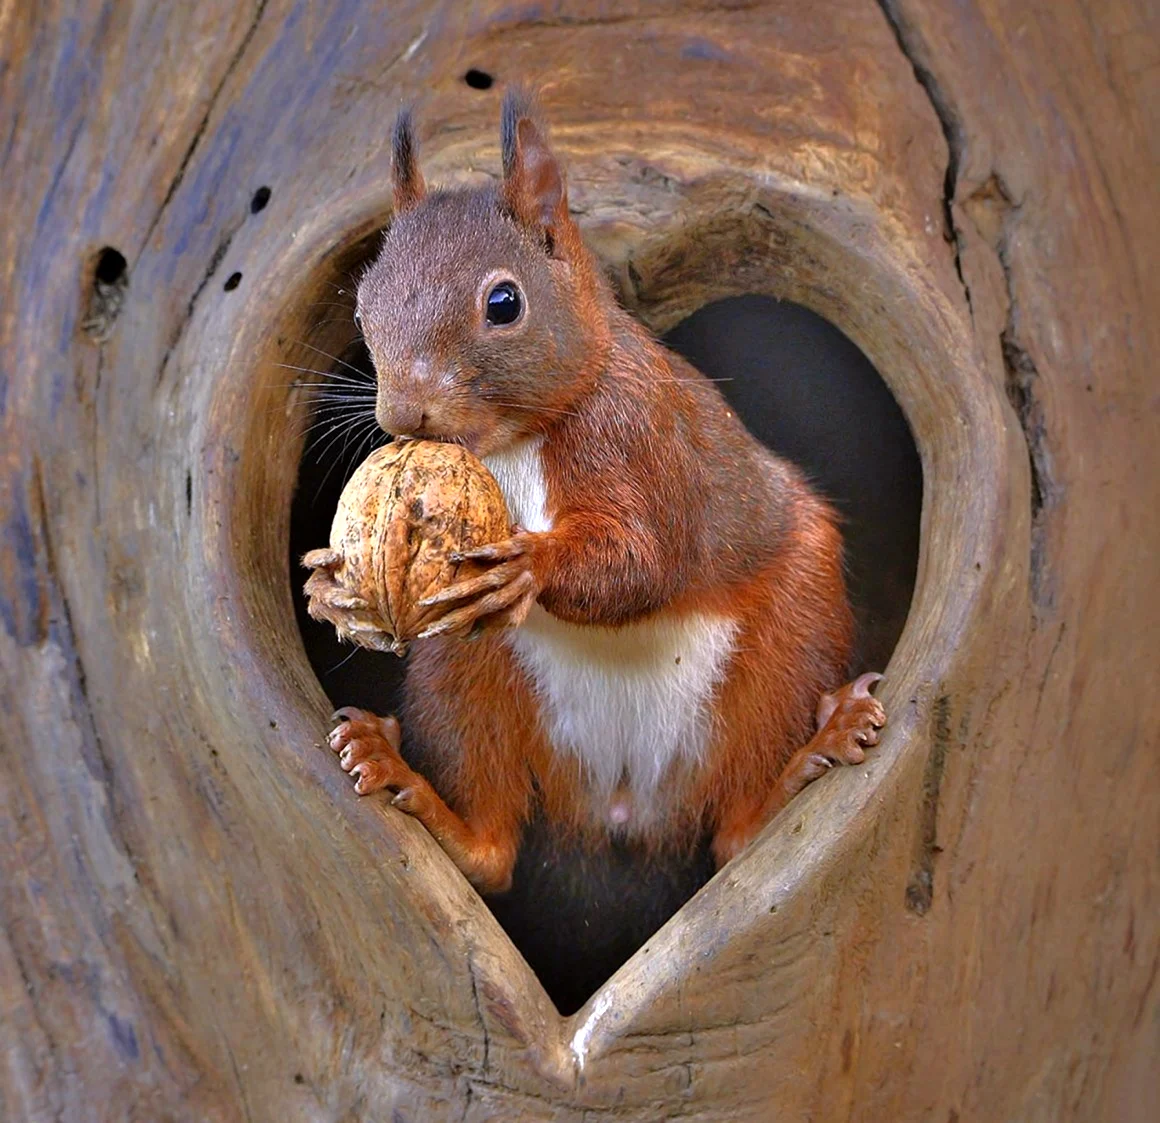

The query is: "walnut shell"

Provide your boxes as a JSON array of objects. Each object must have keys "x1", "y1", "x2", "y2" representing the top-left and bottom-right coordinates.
[{"x1": 310, "y1": 440, "x2": 511, "y2": 654}]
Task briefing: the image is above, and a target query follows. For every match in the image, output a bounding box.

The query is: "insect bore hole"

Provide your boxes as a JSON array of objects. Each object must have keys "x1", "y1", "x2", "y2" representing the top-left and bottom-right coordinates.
[
  {"x1": 82, "y1": 246, "x2": 129, "y2": 342},
  {"x1": 463, "y1": 69, "x2": 494, "y2": 90},
  {"x1": 250, "y1": 186, "x2": 272, "y2": 214},
  {"x1": 94, "y1": 247, "x2": 127, "y2": 285}
]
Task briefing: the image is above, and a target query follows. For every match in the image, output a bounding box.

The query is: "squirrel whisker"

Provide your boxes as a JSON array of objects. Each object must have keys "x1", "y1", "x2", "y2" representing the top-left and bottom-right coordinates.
[
  {"x1": 299, "y1": 389, "x2": 377, "y2": 403},
  {"x1": 310, "y1": 420, "x2": 386, "y2": 501},
  {"x1": 273, "y1": 382, "x2": 374, "y2": 392},
  {"x1": 290, "y1": 338, "x2": 372, "y2": 377},
  {"x1": 307, "y1": 413, "x2": 380, "y2": 465},
  {"x1": 324, "y1": 644, "x2": 365, "y2": 677},
  {"x1": 482, "y1": 399, "x2": 580, "y2": 418},
  {"x1": 304, "y1": 318, "x2": 364, "y2": 332},
  {"x1": 274, "y1": 362, "x2": 374, "y2": 385},
  {"x1": 301, "y1": 409, "x2": 374, "y2": 428}
]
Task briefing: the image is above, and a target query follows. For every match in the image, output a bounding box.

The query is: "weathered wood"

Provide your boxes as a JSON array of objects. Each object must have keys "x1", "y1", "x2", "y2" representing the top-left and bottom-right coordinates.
[{"x1": 1, "y1": 1, "x2": 1156, "y2": 1120}]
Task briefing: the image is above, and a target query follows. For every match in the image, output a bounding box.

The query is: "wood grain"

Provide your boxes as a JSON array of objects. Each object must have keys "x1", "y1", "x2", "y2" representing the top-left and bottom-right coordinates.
[{"x1": 1, "y1": 0, "x2": 1156, "y2": 1119}]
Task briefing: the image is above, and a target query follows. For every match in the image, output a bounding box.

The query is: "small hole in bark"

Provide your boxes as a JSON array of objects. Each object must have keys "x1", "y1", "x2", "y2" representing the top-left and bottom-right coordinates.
[
  {"x1": 82, "y1": 247, "x2": 129, "y2": 342},
  {"x1": 95, "y1": 247, "x2": 127, "y2": 285},
  {"x1": 185, "y1": 472, "x2": 192, "y2": 515},
  {"x1": 463, "y1": 69, "x2": 494, "y2": 89},
  {"x1": 250, "y1": 186, "x2": 272, "y2": 213},
  {"x1": 223, "y1": 272, "x2": 242, "y2": 292}
]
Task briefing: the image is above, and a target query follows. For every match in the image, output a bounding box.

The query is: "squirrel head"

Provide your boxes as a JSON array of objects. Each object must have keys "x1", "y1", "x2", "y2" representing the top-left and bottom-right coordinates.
[{"x1": 356, "y1": 90, "x2": 612, "y2": 456}]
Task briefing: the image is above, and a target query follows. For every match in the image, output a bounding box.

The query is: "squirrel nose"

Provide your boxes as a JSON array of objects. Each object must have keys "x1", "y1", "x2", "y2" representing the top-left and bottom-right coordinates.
[{"x1": 377, "y1": 398, "x2": 428, "y2": 436}]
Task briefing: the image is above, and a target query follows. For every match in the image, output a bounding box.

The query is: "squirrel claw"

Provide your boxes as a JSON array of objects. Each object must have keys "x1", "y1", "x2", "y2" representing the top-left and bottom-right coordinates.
[
  {"x1": 816, "y1": 673, "x2": 885, "y2": 731},
  {"x1": 304, "y1": 564, "x2": 369, "y2": 611},
  {"x1": 850, "y1": 672, "x2": 884, "y2": 697},
  {"x1": 391, "y1": 787, "x2": 426, "y2": 814},
  {"x1": 351, "y1": 759, "x2": 393, "y2": 794},
  {"x1": 302, "y1": 548, "x2": 342, "y2": 570},
  {"x1": 319, "y1": 589, "x2": 371, "y2": 612},
  {"x1": 337, "y1": 739, "x2": 376, "y2": 771},
  {"x1": 451, "y1": 532, "x2": 533, "y2": 564},
  {"x1": 425, "y1": 533, "x2": 540, "y2": 633},
  {"x1": 417, "y1": 569, "x2": 537, "y2": 639},
  {"x1": 803, "y1": 752, "x2": 836, "y2": 780}
]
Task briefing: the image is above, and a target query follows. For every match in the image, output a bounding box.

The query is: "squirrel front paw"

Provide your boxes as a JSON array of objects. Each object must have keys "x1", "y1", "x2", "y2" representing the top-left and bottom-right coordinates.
[
  {"x1": 413, "y1": 532, "x2": 541, "y2": 639},
  {"x1": 302, "y1": 549, "x2": 398, "y2": 653}
]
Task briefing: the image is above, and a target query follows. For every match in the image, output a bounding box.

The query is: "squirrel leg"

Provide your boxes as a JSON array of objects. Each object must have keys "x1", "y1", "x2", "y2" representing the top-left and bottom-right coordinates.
[
  {"x1": 328, "y1": 707, "x2": 518, "y2": 893},
  {"x1": 710, "y1": 673, "x2": 886, "y2": 866}
]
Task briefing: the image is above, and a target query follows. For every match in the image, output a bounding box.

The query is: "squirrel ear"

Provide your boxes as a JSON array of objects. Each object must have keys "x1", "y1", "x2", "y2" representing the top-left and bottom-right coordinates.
[
  {"x1": 500, "y1": 89, "x2": 568, "y2": 238},
  {"x1": 391, "y1": 108, "x2": 426, "y2": 212}
]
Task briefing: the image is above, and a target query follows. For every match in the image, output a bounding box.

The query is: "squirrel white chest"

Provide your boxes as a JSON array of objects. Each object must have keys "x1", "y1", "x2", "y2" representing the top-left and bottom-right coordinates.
[{"x1": 483, "y1": 440, "x2": 739, "y2": 823}]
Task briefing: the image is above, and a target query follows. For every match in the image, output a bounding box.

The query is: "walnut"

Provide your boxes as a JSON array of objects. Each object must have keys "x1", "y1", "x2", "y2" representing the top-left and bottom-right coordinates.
[{"x1": 305, "y1": 439, "x2": 510, "y2": 654}]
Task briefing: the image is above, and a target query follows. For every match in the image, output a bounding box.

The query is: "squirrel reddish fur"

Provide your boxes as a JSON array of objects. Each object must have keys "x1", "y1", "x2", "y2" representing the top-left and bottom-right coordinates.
[{"x1": 304, "y1": 91, "x2": 885, "y2": 896}]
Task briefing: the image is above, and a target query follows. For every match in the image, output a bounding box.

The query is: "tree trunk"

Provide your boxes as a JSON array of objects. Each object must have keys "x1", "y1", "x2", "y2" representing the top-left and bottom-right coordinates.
[{"x1": 2, "y1": 1, "x2": 1156, "y2": 1119}]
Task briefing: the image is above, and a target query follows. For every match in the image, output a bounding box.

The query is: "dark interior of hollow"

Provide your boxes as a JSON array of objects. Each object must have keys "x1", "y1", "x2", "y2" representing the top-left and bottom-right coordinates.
[{"x1": 289, "y1": 294, "x2": 922, "y2": 1015}]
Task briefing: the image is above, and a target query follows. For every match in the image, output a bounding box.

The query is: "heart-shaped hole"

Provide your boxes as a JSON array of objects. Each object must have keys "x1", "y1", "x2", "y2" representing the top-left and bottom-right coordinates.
[
  {"x1": 288, "y1": 242, "x2": 921, "y2": 1013},
  {"x1": 202, "y1": 132, "x2": 997, "y2": 1098}
]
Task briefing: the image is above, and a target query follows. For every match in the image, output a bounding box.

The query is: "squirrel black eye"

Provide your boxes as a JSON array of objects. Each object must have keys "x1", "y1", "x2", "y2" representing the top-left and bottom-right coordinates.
[
  {"x1": 353, "y1": 310, "x2": 363, "y2": 332},
  {"x1": 485, "y1": 281, "x2": 523, "y2": 327}
]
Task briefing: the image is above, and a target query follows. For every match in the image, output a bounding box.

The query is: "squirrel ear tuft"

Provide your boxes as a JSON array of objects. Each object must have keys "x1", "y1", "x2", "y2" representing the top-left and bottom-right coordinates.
[
  {"x1": 500, "y1": 87, "x2": 568, "y2": 239},
  {"x1": 392, "y1": 108, "x2": 426, "y2": 212}
]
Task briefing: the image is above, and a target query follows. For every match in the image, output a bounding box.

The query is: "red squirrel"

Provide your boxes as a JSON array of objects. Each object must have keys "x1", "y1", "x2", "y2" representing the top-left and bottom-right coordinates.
[{"x1": 304, "y1": 91, "x2": 885, "y2": 896}]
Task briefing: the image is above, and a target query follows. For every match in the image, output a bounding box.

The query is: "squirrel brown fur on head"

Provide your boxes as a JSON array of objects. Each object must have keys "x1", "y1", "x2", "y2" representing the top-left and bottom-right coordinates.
[{"x1": 359, "y1": 89, "x2": 611, "y2": 455}]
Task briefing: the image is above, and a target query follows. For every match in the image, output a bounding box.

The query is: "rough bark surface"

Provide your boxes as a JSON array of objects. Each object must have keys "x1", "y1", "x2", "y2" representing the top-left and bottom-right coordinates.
[{"x1": 1, "y1": 0, "x2": 1156, "y2": 1119}]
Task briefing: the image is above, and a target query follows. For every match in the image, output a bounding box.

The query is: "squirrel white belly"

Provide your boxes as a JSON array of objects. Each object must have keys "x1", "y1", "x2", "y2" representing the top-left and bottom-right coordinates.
[{"x1": 485, "y1": 440, "x2": 740, "y2": 828}]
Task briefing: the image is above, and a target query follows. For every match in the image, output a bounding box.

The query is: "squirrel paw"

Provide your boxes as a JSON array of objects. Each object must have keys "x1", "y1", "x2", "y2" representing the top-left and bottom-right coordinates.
[
  {"x1": 328, "y1": 708, "x2": 417, "y2": 797},
  {"x1": 812, "y1": 672, "x2": 886, "y2": 766},
  {"x1": 303, "y1": 552, "x2": 396, "y2": 653},
  {"x1": 414, "y1": 545, "x2": 539, "y2": 639},
  {"x1": 303, "y1": 549, "x2": 368, "y2": 608},
  {"x1": 775, "y1": 674, "x2": 886, "y2": 803}
]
